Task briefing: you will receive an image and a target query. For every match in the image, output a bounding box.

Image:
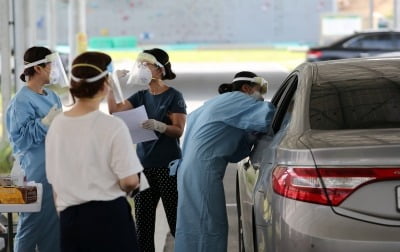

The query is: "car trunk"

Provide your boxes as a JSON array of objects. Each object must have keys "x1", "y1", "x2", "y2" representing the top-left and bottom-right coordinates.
[{"x1": 300, "y1": 129, "x2": 400, "y2": 225}]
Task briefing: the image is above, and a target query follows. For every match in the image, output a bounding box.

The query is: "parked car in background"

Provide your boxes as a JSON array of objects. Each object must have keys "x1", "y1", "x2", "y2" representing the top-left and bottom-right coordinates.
[
  {"x1": 306, "y1": 30, "x2": 400, "y2": 62},
  {"x1": 236, "y1": 57, "x2": 400, "y2": 252}
]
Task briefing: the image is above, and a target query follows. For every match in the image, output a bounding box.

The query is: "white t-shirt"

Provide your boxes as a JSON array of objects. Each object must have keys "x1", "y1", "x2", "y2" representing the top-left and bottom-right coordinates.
[{"x1": 45, "y1": 110, "x2": 142, "y2": 211}]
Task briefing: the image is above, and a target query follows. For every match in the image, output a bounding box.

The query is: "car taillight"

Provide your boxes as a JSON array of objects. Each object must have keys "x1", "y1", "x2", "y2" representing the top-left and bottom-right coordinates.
[
  {"x1": 306, "y1": 50, "x2": 323, "y2": 59},
  {"x1": 272, "y1": 166, "x2": 400, "y2": 206}
]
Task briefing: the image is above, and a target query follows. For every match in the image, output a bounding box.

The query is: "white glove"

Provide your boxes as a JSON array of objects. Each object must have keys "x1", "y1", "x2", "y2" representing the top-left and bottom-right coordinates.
[
  {"x1": 41, "y1": 104, "x2": 62, "y2": 126},
  {"x1": 116, "y1": 69, "x2": 129, "y2": 79},
  {"x1": 141, "y1": 119, "x2": 167, "y2": 133}
]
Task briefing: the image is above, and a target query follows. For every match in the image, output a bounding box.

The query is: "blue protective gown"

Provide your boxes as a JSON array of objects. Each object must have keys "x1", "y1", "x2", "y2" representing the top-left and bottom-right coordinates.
[
  {"x1": 174, "y1": 91, "x2": 275, "y2": 252},
  {"x1": 6, "y1": 86, "x2": 61, "y2": 252}
]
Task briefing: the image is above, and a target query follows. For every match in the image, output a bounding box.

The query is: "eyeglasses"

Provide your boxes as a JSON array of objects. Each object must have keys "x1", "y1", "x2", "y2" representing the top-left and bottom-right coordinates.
[{"x1": 139, "y1": 61, "x2": 158, "y2": 69}]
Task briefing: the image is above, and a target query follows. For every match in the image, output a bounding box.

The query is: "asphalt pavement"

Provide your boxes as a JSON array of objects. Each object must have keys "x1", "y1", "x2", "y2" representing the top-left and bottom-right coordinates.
[{"x1": 161, "y1": 163, "x2": 239, "y2": 252}]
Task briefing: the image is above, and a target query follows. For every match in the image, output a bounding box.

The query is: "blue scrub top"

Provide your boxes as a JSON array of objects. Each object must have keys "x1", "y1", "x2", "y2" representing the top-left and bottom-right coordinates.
[
  {"x1": 127, "y1": 87, "x2": 186, "y2": 168},
  {"x1": 6, "y1": 86, "x2": 62, "y2": 184},
  {"x1": 174, "y1": 91, "x2": 275, "y2": 251}
]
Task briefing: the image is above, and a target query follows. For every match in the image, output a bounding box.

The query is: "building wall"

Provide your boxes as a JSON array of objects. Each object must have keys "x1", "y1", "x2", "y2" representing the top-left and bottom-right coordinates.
[{"x1": 35, "y1": 0, "x2": 334, "y2": 46}]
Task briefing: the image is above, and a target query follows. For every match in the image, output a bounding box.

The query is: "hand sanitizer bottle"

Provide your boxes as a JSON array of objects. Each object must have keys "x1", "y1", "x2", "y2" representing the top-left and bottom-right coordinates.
[{"x1": 10, "y1": 156, "x2": 25, "y2": 186}]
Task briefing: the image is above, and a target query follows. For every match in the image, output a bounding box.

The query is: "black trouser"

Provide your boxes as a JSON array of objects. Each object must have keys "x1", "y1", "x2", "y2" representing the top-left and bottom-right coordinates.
[
  {"x1": 60, "y1": 197, "x2": 139, "y2": 252},
  {"x1": 134, "y1": 167, "x2": 178, "y2": 252}
]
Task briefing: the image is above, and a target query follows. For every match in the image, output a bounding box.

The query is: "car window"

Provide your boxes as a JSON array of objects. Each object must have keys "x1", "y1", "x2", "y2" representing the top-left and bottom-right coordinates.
[
  {"x1": 393, "y1": 34, "x2": 400, "y2": 49},
  {"x1": 309, "y1": 77, "x2": 400, "y2": 130},
  {"x1": 280, "y1": 95, "x2": 295, "y2": 129},
  {"x1": 344, "y1": 34, "x2": 394, "y2": 50},
  {"x1": 272, "y1": 76, "x2": 298, "y2": 133},
  {"x1": 271, "y1": 74, "x2": 297, "y2": 106}
]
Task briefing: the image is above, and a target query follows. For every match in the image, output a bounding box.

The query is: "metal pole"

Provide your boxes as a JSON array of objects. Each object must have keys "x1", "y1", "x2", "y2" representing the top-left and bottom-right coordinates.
[
  {"x1": 47, "y1": 0, "x2": 56, "y2": 50},
  {"x1": 394, "y1": 0, "x2": 400, "y2": 29},
  {"x1": 13, "y1": 0, "x2": 27, "y2": 91},
  {"x1": 78, "y1": 0, "x2": 86, "y2": 33},
  {"x1": 68, "y1": 0, "x2": 76, "y2": 67},
  {"x1": 331, "y1": 0, "x2": 337, "y2": 13},
  {"x1": 68, "y1": 0, "x2": 86, "y2": 70},
  {"x1": 27, "y1": 0, "x2": 36, "y2": 47},
  {"x1": 369, "y1": 0, "x2": 374, "y2": 29},
  {"x1": 0, "y1": 0, "x2": 12, "y2": 141}
]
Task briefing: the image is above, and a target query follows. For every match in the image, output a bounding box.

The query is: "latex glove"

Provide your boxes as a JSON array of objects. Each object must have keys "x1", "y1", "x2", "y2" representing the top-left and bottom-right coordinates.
[
  {"x1": 41, "y1": 105, "x2": 62, "y2": 126},
  {"x1": 141, "y1": 119, "x2": 167, "y2": 133},
  {"x1": 116, "y1": 69, "x2": 129, "y2": 79}
]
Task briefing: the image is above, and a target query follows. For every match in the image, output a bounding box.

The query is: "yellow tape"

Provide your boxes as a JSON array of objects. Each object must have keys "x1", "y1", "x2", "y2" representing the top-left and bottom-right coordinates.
[{"x1": 71, "y1": 63, "x2": 103, "y2": 73}]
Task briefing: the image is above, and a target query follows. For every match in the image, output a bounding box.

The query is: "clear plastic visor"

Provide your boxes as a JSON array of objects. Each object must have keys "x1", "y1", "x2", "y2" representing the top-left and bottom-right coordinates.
[{"x1": 24, "y1": 53, "x2": 68, "y2": 87}]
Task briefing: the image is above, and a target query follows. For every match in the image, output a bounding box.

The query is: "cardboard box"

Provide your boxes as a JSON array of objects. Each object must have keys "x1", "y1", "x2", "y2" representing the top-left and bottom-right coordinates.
[{"x1": 0, "y1": 186, "x2": 37, "y2": 204}]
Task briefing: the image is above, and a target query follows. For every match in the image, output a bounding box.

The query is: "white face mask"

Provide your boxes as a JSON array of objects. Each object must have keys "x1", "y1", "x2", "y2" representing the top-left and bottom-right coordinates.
[
  {"x1": 127, "y1": 63, "x2": 152, "y2": 86},
  {"x1": 250, "y1": 91, "x2": 264, "y2": 101}
]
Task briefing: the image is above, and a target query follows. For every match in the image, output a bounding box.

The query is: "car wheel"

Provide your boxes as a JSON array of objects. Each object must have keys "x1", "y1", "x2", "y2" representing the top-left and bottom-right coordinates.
[{"x1": 236, "y1": 173, "x2": 246, "y2": 252}]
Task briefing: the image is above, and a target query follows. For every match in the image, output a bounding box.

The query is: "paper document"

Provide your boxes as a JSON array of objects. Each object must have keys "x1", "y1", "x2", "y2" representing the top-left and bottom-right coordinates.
[{"x1": 113, "y1": 105, "x2": 158, "y2": 144}]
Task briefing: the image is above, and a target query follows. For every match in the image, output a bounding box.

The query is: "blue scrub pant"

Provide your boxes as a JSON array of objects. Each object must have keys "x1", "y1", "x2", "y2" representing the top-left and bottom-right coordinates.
[{"x1": 14, "y1": 184, "x2": 60, "y2": 252}]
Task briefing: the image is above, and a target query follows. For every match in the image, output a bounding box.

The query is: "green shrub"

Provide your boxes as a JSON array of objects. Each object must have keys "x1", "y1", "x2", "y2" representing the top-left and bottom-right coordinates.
[{"x1": 0, "y1": 140, "x2": 13, "y2": 174}]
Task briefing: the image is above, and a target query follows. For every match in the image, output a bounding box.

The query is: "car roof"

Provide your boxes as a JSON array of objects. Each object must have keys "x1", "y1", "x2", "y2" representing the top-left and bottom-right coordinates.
[
  {"x1": 353, "y1": 29, "x2": 400, "y2": 34},
  {"x1": 302, "y1": 57, "x2": 400, "y2": 84},
  {"x1": 326, "y1": 30, "x2": 400, "y2": 47}
]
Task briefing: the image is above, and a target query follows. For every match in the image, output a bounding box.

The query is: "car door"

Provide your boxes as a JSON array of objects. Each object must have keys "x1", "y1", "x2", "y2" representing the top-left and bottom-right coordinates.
[
  {"x1": 237, "y1": 73, "x2": 298, "y2": 251},
  {"x1": 254, "y1": 75, "x2": 299, "y2": 252}
]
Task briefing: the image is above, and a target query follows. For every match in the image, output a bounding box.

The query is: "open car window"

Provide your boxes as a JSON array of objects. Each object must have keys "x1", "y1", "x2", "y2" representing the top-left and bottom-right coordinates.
[{"x1": 272, "y1": 75, "x2": 298, "y2": 133}]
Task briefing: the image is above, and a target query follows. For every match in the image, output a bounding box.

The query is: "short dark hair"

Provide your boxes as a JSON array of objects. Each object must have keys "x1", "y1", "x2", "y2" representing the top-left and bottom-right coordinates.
[
  {"x1": 20, "y1": 46, "x2": 52, "y2": 82},
  {"x1": 143, "y1": 48, "x2": 176, "y2": 80},
  {"x1": 69, "y1": 51, "x2": 112, "y2": 101}
]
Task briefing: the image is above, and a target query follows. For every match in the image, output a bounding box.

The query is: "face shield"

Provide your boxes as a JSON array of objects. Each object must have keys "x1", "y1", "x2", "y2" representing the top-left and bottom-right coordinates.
[
  {"x1": 107, "y1": 63, "x2": 125, "y2": 104},
  {"x1": 232, "y1": 76, "x2": 268, "y2": 94},
  {"x1": 127, "y1": 52, "x2": 165, "y2": 86},
  {"x1": 127, "y1": 62, "x2": 153, "y2": 86},
  {"x1": 70, "y1": 63, "x2": 125, "y2": 104},
  {"x1": 24, "y1": 52, "x2": 68, "y2": 87},
  {"x1": 252, "y1": 76, "x2": 268, "y2": 94}
]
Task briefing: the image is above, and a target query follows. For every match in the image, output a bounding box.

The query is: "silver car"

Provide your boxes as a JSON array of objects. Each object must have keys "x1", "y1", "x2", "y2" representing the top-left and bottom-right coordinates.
[{"x1": 236, "y1": 57, "x2": 400, "y2": 252}]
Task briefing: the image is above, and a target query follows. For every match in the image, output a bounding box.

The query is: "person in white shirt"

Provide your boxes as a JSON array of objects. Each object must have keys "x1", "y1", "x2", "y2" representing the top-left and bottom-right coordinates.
[{"x1": 45, "y1": 51, "x2": 141, "y2": 252}]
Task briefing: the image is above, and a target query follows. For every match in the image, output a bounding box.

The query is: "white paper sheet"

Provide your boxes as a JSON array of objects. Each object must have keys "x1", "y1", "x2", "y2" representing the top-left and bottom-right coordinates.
[{"x1": 113, "y1": 105, "x2": 158, "y2": 144}]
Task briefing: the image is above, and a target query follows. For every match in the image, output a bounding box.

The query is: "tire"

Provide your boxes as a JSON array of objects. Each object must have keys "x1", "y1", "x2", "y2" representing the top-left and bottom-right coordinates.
[{"x1": 236, "y1": 173, "x2": 246, "y2": 252}]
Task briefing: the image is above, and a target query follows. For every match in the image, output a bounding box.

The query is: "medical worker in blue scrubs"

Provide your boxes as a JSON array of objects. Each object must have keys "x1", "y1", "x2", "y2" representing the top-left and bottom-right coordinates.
[
  {"x1": 174, "y1": 71, "x2": 275, "y2": 252},
  {"x1": 6, "y1": 46, "x2": 63, "y2": 252}
]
